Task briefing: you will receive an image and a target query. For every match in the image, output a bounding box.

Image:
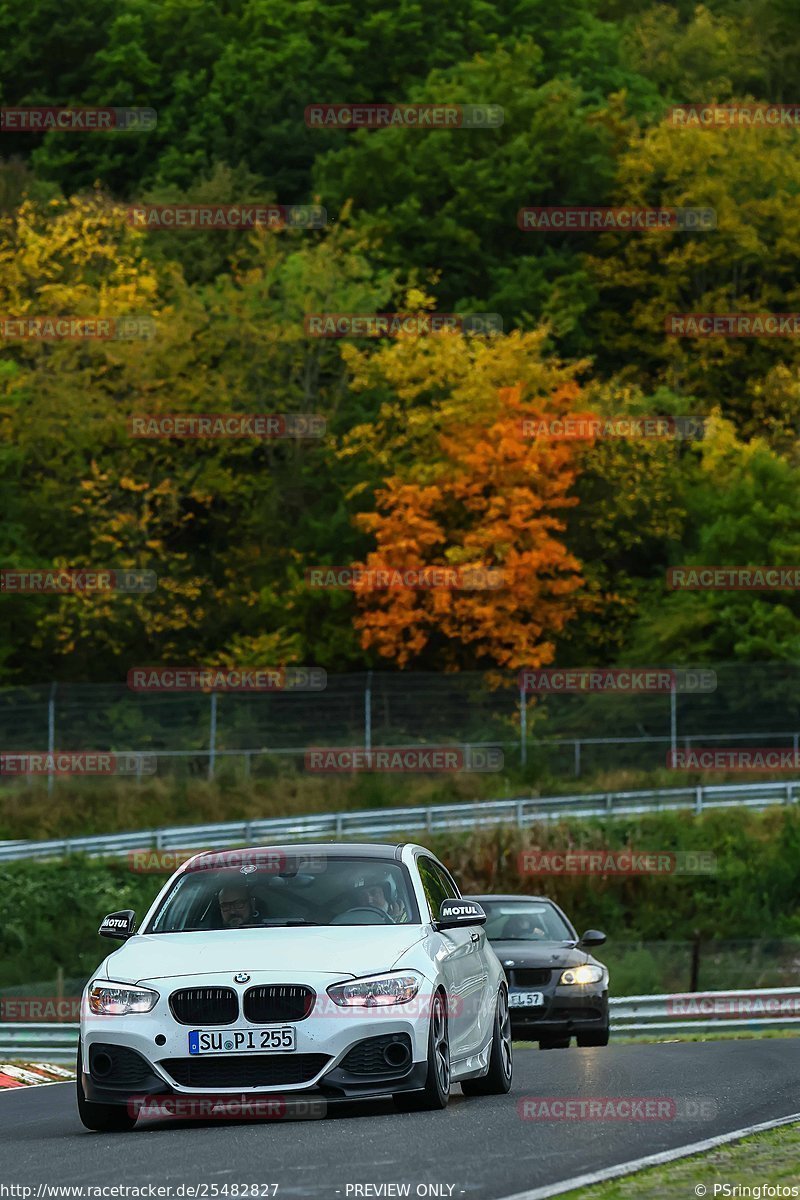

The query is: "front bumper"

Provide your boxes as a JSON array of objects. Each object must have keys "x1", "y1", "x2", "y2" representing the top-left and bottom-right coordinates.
[
  {"x1": 81, "y1": 1054, "x2": 428, "y2": 1106},
  {"x1": 80, "y1": 972, "x2": 433, "y2": 1105},
  {"x1": 508, "y1": 987, "x2": 608, "y2": 1036}
]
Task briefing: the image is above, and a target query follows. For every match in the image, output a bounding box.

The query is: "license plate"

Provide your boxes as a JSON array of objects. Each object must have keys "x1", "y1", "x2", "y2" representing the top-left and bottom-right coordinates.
[
  {"x1": 189, "y1": 1027, "x2": 297, "y2": 1055},
  {"x1": 509, "y1": 991, "x2": 544, "y2": 1008}
]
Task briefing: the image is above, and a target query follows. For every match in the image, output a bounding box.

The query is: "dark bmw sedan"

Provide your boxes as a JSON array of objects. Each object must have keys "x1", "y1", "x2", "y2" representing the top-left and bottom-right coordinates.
[{"x1": 466, "y1": 894, "x2": 609, "y2": 1049}]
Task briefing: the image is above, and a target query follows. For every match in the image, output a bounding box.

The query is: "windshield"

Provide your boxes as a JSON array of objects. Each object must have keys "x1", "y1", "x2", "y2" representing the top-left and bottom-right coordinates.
[
  {"x1": 479, "y1": 900, "x2": 574, "y2": 942},
  {"x1": 143, "y1": 854, "x2": 420, "y2": 933}
]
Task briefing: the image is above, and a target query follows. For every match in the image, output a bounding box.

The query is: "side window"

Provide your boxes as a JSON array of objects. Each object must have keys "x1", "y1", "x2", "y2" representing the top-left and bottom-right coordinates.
[
  {"x1": 436, "y1": 864, "x2": 461, "y2": 900},
  {"x1": 417, "y1": 856, "x2": 457, "y2": 919}
]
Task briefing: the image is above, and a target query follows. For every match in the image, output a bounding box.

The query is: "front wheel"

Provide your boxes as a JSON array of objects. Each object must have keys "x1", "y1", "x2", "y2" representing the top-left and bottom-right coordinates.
[
  {"x1": 461, "y1": 987, "x2": 513, "y2": 1096},
  {"x1": 394, "y1": 990, "x2": 450, "y2": 1111},
  {"x1": 76, "y1": 1047, "x2": 138, "y2": 1132}
]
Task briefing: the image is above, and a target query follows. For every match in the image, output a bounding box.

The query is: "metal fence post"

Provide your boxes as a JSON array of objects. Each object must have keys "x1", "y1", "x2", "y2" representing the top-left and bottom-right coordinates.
[
  {"x1": 574, "y1": 740, "x2": 581, "y2": 777},
  {"x1": 670, "y1": 680, "x2": 677, "y2": 767},
  {"x1": 47, "y1": 682, "x2": 57, "y2": 795},
  {"x1": 365, "y1": 670, "x2": 372, "y2": 753},
  {"x1": 519, "y1": 687, "x2": 527, "y2": 766},
  {"x1": 208, "y1": 692, "x2": 218, "y2": 780}
]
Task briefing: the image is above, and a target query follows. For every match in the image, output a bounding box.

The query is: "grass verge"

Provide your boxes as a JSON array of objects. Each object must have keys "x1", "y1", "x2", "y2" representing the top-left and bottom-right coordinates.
[{"x1": 563, "y1": 1119, "x2": 800, "y2": 1199}]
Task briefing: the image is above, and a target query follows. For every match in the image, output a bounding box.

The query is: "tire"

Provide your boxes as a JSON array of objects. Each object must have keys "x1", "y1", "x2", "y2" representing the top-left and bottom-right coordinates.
[
  {"x1": 577, "y1": 1027, "x2": 610, "y2": 1047},
  {"x1": 539, "y1": 1037, "x2": 571, "y2": 1050},
  {"x1": 393, "y1": 990, "x2": 450, "y2": 1112},
  {"x1": 76, "y1": 1047, "x2": 138, "y2": 1132},
  {"x1": 461, "y1": 987, "x2": 513, "y2": 1096}
]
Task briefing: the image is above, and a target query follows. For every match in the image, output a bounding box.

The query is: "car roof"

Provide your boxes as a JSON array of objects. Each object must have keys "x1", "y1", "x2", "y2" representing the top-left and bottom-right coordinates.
[{"x1": 183, "y1": 842, "x2": 410, "y2": 868}]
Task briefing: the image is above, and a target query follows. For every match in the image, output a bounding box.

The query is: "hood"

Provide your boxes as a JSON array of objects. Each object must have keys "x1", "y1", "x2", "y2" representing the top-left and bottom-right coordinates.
[
  {"x1": 100, "y1": 925, "x2": 426, "y2": 985},
  {"x1": 489, "y1": 940, "x2": 601, "y2": 970}
]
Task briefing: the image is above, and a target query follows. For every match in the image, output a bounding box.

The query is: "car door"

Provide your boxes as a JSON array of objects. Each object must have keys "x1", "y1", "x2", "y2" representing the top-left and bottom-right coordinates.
[{"x1": 417, "y1": 856, "x2": 488, "y2": 1060}]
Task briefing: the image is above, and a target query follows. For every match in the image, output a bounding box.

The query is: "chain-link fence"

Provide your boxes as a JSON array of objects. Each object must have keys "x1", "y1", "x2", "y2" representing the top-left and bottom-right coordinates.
[{"x1": 2, "y1": 665, "x2": 800, "y2": 782}]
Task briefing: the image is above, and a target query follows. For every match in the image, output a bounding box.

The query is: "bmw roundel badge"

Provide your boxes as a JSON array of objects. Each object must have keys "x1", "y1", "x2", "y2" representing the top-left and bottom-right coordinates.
[{"x1": 234, "y1": 972, "x2": 250, "y2": 983}]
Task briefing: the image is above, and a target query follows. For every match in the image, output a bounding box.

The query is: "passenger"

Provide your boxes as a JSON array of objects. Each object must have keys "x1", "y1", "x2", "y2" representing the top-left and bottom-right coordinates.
[{"x1": 356, "y1": 872, "x2": 409, "y2": 923}]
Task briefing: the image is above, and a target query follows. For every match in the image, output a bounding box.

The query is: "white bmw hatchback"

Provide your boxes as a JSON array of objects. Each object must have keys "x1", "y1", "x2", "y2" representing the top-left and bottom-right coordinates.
[{"x1": 77, "y1": 842, "x2": 512, "y2": 1130}]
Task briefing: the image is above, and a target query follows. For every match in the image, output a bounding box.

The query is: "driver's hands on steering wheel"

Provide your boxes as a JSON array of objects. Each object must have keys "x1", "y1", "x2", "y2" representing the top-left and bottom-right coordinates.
[{"x1": 387, "y1": 899, "x2": 408, "y2": 922}]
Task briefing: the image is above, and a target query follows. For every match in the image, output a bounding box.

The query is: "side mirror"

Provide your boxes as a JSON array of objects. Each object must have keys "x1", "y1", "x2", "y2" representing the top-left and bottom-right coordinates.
[
  {"x1": 99, "y1": 910, "x2": 136, "y2": 940},
  {"x1": 435, "y1": 899, "x2": 486, "y2": 930},
  {"x1": 578, "y1": 929, "x2": 606, "y2": 948}
]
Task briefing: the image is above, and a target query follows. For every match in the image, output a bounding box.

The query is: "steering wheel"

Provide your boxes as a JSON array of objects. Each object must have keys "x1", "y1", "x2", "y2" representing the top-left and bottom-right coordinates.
[{"x1": 330, "y1": 905, "x2": 396, "y2": 925}]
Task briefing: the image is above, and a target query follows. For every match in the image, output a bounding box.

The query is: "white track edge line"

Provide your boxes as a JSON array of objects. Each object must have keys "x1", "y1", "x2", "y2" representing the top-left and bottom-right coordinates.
[{"x1": 496, "y1": 1110, "x2": 800, "y2": 1200}]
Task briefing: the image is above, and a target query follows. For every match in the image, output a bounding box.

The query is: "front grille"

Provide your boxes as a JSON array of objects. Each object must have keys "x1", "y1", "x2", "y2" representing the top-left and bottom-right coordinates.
[
  {"x1": 339, "y1": 1035, "x2": 413, "y2": 1076},
  {"x1": 170, "y1": 987, "x2": 239, "y2": 1026},
  {"x1": 89, "y1": 1043, "x2": 153, "y2": 1087},
  {"x1": 243, "y1": 985, "x2": 315, "y2": 1023},
  {"x1": 161, "y1": 1053, "x2": 329, "y2": 1089},
  {"x1": 507, "y1": 968, "x2": 552, "y2": 987}
]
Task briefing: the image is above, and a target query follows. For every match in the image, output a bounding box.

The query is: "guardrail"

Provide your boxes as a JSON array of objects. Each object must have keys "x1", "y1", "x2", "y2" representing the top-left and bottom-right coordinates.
[
  {"x1": 0, "y1": 1024, "x2": 78, "y2": 1062},
  {"x1": 3, "y1": 987, "x2": 799, "y2": 1062},
  {"x1": 610, "y1": 986, "x2": 800, "y2": 1035},
  {"x1": 1, "y1": 779, "x2": 798, "y2": 863}
]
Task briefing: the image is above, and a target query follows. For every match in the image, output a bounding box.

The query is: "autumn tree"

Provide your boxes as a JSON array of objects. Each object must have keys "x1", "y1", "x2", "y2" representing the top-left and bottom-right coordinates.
[{"x1": 338, "y1": 325, "x2": 590, "y2": 669}]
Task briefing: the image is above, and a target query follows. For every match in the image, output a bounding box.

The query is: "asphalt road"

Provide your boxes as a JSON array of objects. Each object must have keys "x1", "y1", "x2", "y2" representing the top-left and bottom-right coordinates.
[{"x1": 2, "y1": 1040, "x2": 799, "y2": 1198}]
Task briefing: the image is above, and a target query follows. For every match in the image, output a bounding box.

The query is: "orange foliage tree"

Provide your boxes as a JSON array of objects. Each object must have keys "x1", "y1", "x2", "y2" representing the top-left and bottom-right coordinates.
[{"x1": 340, "y1": 325, "x2": 592, "y2": 669}]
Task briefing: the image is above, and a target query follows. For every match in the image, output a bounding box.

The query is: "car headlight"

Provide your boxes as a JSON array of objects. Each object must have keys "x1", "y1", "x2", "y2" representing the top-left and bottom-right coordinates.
[
  {"x1": 559, "y1": 965, "x2": 606, "y2": 986},
  {"x1": 88, "y1": 980, "x2": 159, "y2": 1015},
  {"x1": 327, "y1": 973, "x2": 420, "y2": 1007}
]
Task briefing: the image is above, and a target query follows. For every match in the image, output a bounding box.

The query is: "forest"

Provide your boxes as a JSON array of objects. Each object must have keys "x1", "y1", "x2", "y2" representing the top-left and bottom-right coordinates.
[{"x1": 2, "y1": 0, "x2": 800, "y2": 684}]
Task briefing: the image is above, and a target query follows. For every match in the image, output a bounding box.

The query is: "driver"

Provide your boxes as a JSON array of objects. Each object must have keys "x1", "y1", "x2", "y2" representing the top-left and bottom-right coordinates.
[
  {"x1": 217, "y1": 883, "x2": 262, "y2": 929},
  {"x1": 355, "y1": 872, "x2": 408, "y2": 923},
  {"x1": 504, "y1": 913, "x2": 547, "y2": 939}
]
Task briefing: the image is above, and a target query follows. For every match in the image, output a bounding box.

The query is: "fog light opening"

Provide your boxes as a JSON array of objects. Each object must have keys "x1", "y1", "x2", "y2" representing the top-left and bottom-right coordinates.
[
  {"x1": 383, "y1": 1040, "x2": 411, "y2": 1069},
  {"x1": 91, "y1": 1052, "x2": 113, "y2": 1078}
]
